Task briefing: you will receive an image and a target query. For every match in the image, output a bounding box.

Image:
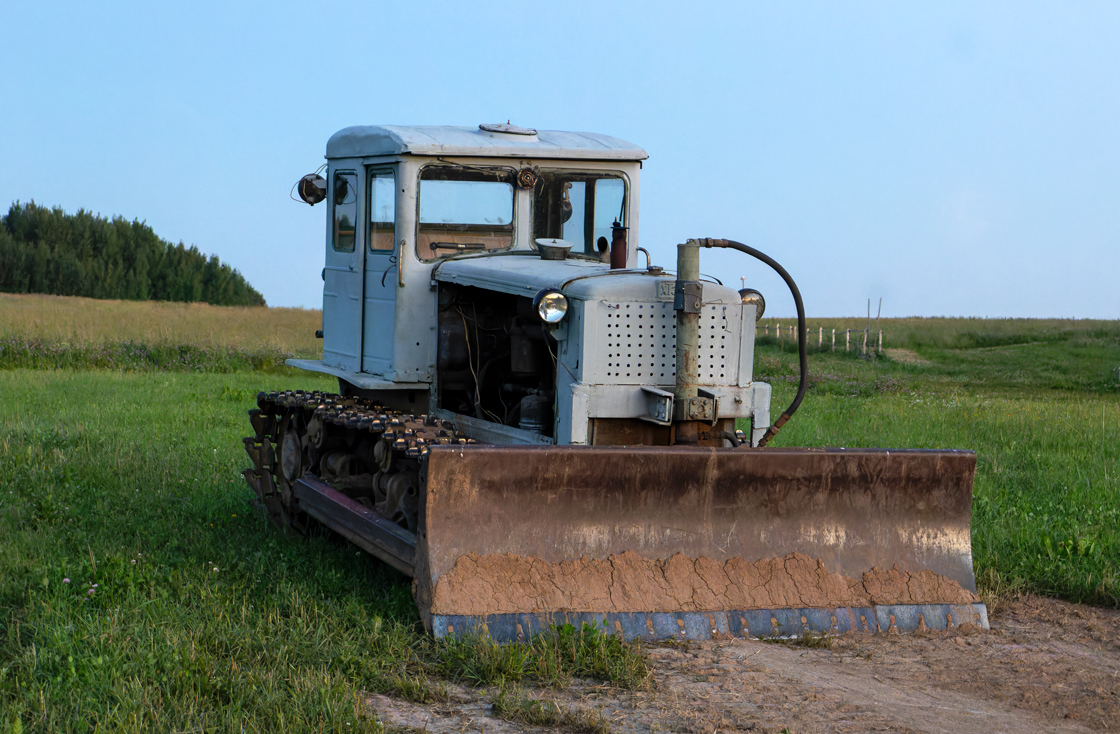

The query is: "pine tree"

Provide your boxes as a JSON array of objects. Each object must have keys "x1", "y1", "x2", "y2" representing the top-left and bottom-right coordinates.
[{"x1": 0, "y1": 202, "x2": 266, "y2": 306}]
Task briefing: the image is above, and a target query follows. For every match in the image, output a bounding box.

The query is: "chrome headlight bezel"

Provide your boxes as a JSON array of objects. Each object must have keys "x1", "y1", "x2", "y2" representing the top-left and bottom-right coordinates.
[
  {"x1": 738, "y1": 288, "x2": 766, "y2": 321},
  {"x1": 532, "y1": 288, "x2": 569, "y2": 324}
]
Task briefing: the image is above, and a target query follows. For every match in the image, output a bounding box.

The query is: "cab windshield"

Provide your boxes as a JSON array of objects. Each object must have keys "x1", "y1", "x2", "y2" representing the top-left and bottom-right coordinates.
[
  {"x1": 532, "y1": 171, "x2": 627, "y2": 258},
  {"x1": 416, "y1": 166, "x2": 515, "y2": 261}
]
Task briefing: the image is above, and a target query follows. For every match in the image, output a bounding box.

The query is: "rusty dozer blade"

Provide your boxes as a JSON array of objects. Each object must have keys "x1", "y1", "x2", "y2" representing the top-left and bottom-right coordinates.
[{"x1": 414, "y1": 445, "x2": 987, "y2": 641}]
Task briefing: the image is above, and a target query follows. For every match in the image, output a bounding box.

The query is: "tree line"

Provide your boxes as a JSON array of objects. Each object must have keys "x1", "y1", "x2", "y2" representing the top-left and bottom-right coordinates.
[{"x1": 0, "y1": 202, "x2": 266, "y2": 306}]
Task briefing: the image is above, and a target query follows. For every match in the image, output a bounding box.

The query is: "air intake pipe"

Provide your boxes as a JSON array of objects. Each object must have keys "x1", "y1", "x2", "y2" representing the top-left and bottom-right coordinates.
[
  {"x1": 673, "y1": 238, "x2": 807, "y2": 447},
  {"x1": 671, "y1": 241, "x2": 706, "y2": 444}
]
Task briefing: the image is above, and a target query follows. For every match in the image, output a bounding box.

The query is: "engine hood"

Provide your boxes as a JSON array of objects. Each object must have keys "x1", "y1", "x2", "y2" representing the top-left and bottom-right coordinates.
[
  {"x1": 431, "y1": 252, "x2": 739, "y2": 304},
  {"x1": 432, "y1": 253, "x2": 609, "y2": 298}
]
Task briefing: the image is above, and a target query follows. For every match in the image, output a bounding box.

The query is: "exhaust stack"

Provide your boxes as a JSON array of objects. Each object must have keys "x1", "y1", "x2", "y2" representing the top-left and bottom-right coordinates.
[
  {"x1": 672, "y1": 239, "x2": 711, "y2": 443},
  {"x1": 609, "y1": 222, "x2": 628, "y2": 269}
]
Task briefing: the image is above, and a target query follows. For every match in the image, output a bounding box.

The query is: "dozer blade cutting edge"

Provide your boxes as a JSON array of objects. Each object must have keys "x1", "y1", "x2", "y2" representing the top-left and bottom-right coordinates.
[{"x1": 412, "y1": 444, "x2": 987, "y2": 641}]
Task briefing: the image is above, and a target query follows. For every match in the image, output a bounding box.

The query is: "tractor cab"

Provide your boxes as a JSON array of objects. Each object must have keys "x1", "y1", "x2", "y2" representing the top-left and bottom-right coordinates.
[{"x1": 292, "y1": 124, "x2": 647, "y2": 396}]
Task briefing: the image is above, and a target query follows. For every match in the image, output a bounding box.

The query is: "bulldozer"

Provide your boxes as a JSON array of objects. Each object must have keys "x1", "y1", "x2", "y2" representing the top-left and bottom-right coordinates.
[{"x1": 243, "y1": 123, "x2": 988, "y2": 640}]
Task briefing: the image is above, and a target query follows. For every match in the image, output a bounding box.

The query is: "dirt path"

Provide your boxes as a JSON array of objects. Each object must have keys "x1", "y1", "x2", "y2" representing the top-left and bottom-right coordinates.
[
  {"x1": 366, "y1": 595, "x2": 1120, "y2": 733},
  {"x1": 883, "y1": 348, "x2": 931, "y2": 365}
]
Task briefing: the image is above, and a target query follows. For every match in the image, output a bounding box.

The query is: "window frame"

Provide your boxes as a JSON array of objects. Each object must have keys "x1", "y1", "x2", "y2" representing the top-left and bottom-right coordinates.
[
  {"x1": 530, "y1": 169, "x2": 629, "y2": 256},
  {"x1": 414, "y1": 163, "x2": 518, "y2": 262},
  {"x1": 367, "y1": 167, "x2": 397, "y2": 254},
  {"x1": 330, "y1": 169, "x2": 359, "y2": 253}
]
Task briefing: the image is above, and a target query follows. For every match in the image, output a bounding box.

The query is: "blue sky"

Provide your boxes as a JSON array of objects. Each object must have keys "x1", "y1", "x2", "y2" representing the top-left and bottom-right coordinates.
[{"x1": 2, "y1": 1, "x2": 1117, "y2": 318}]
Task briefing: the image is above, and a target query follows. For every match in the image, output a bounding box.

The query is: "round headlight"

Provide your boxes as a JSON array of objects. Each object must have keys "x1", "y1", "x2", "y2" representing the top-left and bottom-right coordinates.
[
  {"x1": 533, "y1": 289, "x2": 568, "y2": 324},
  {"x1": 739, "y1": 288, "x2": 765, "y2": 321}
]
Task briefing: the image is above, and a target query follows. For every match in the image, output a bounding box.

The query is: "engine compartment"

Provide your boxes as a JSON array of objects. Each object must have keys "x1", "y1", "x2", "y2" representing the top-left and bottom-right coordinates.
[{"x1": 436, "y1": 284, "x2": 558, "y2": 437}]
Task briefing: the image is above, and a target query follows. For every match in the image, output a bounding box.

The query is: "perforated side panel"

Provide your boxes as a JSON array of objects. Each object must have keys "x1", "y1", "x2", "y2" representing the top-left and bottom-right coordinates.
[{"x1": 595, "y1": 302, "x2": 737, "y2": 386}]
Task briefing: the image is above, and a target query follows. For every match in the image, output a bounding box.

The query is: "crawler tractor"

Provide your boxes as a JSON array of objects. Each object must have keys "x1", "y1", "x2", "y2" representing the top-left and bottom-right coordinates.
[{"x1": 243, "y1": 123, "x2": 988, "y2": 640}]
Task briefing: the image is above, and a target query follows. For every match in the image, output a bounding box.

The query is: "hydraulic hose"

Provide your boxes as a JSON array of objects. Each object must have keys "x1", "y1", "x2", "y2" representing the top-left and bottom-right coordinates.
[{"x1": 701, "y1": 238, "x2": 807, "y2": 447}]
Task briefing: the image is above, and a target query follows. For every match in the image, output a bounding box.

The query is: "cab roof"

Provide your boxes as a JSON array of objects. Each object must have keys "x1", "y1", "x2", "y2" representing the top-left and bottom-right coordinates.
[{"x1": 326, "y1": 125, "x2": 648, "y2": 161}]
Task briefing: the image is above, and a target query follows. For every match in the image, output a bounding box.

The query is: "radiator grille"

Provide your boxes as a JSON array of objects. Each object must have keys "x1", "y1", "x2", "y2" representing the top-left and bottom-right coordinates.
[{"x1": 601, "y1": 302, "x2": 732, "y2": 384}]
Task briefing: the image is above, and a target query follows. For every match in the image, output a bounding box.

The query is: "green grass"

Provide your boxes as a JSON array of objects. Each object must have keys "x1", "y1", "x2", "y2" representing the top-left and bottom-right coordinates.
[
  {"x1": 0, "y1": 336, "x2": 304, "y2": 372},
  {"x1": 490, "y1": 686, "x2": 610, "y2": 733},
  {"x1": 433, "y1": 623, "x2": 649, "y2": 689},
  {"x1": 759, "y1": 316, "x2": 1120, "y2": 393},
  {"x1": 0, "y1": 314, "x2": 1117, "y2": 730},
  {"x1": 0, "y1": 371, "x2": 648, "y2": 733}
]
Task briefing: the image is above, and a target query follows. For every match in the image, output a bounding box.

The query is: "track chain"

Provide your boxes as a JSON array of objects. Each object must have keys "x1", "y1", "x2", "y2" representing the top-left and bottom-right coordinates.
[
  {"x1": 242, "y1": 389, "x2": 477, "y2": 528},
  {"x1": 255, "y1": 389, "x2": 475, "y2": 456}
]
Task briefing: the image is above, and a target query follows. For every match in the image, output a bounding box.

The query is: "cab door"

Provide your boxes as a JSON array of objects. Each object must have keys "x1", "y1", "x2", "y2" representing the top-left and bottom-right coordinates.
[
  {"x1": 361, "y1": 167, "x2": 398, "y2": 375},
  {"x1": 322, "y1": 169, "x2": 363, "y2": 371}
]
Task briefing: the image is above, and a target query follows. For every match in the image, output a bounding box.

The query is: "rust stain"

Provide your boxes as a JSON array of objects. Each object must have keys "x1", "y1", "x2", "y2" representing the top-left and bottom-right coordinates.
[{"x1": 430, "y1": 550, "x2": 979, "y2": 616}]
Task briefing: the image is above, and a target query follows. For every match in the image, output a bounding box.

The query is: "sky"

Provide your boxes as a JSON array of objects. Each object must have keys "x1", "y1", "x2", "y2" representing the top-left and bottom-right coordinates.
[{"x1": 2, "y1": 1, "x2": 1118, "y2": 319}]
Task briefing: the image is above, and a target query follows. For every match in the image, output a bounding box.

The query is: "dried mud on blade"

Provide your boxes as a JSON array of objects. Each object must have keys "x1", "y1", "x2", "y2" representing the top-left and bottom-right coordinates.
[{"x1": 415, "y1": 445, "x2": 988, "y2": 641}]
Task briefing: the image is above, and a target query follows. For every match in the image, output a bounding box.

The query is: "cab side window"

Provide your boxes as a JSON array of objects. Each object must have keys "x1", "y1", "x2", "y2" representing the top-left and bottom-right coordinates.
[
  {"x1": 369, "y1": 170, "x2": 396, "y2": 251},
  {"x1": 332, "y1": 171, "x2": 358, "y2": 252}
]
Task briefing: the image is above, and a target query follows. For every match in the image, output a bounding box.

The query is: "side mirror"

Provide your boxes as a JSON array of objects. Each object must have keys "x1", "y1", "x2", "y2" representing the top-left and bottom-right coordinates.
[{"x1": 332, "y1": 174, "x2": 350, "y2": 206}]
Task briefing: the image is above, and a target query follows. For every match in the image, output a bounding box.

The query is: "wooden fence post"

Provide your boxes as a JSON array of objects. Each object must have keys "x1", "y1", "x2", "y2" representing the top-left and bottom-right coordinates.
[
  {"x1": 878, "y1": 330, "x2": 883, "y2": 353},
  {"x1": 845, "y1": 331, "x2": 850, "y2": 352},
  {"x1": 831, "y1": 329, "x2": 836, "y2": 351}
]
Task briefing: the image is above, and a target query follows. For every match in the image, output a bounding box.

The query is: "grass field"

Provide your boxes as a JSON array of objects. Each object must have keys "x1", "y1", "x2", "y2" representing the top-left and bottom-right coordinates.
[
  {"x1": 0, "y1": 293, "x2": 322, "y2": 372},
  {"x1": 0, "y1": 295, "x2": 1117, "y2": 731},
  {"x1": 0, "y1": 370, "x2": 647, "y2": 732}
]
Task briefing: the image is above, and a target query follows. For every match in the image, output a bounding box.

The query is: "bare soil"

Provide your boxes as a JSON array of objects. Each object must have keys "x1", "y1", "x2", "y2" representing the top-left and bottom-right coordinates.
[
  {"x1": 883, "y1": 348, "x2": 931, "y2": 365},
  {"x1": 367, "y1": 595, "x2": 1120, "y2": 733}
]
